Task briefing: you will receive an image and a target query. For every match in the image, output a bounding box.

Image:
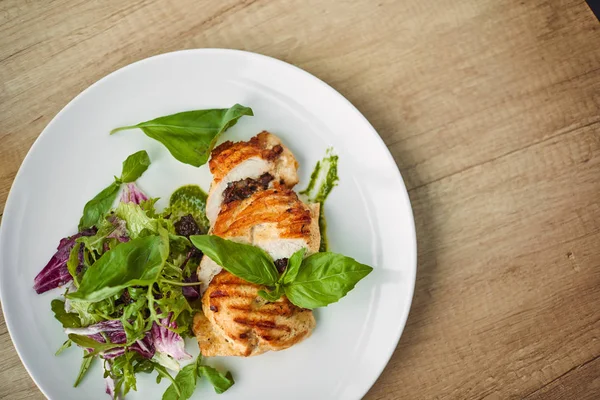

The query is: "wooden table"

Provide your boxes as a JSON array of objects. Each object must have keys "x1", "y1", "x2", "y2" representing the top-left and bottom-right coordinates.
[{"x1": 1, "y1": 0, "x2": 599, "y2": 398}]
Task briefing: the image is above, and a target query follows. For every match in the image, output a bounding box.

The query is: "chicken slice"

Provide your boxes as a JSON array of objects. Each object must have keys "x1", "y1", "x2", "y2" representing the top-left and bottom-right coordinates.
[
  {"x1": 205, "y1": 132, "x2": 299, "y2": 225},
  {"x1": 197, "y1": 186, "x2": 320, "y2": 293},
  {"x1": 194, "y1": 271, "x2": 316, "y2": 357}
]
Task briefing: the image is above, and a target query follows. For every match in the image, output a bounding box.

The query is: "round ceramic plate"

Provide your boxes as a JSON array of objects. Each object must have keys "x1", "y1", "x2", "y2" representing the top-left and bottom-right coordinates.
[{"x1": 0, "y1": 49, "x2": 416, "y2": 400}]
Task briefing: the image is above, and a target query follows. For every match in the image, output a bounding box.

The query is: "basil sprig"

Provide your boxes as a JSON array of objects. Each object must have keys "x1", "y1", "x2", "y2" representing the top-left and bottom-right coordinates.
[
  {"x1": 79, "y1": 150, "x2": 151, "y2": 230},
  {"x1": 110, "y1": 104, "x2": 253, "y2": 167},
  {"x1": 189, "y1": 235, "x2": 372, "y2": 309}
]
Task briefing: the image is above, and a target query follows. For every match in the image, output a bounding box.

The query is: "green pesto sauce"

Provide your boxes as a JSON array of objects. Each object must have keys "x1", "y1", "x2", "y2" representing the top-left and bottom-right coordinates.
[
  {"x1": 167, "y1": 185, "x2": 210, "y2": 233},
  {"x1": 300, "y1": 149, "x2": 339, "y2": 252}
]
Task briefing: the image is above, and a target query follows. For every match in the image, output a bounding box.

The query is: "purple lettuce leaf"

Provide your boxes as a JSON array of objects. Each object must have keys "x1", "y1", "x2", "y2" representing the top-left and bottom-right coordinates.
[
  {"x1": 180, "y1": 250, "x2": 200, "y2": 300},
  {"x1": 105, "y1": 374, "x2": 117, "y2": 399},
  {"x1": 181, "y1": 285, "x2": 199, "y2": 300},
  {"x1": 151, "y1": 313, "x2": 192, "y2": 361},
  {"x1": 120, "y1": 182, "x2": 148, "y2": 205},
  {"x1": 104, "y1": 363, "x2": 122, "y2": 400},
  {"x1": 66, "y1": 320, "x2": 155, "y2": 360},
  {"x1": 33, "y1": 228, "x2": 97, "y2": 294}
]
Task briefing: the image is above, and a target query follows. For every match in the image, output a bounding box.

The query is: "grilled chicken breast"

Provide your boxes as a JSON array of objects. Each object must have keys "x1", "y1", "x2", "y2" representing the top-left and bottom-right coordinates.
[
  {"x1": 194, "y1": 271, "x2": 316, "y2": 357},
  {"x1": 198, "y1": 185, "x2": 320, "y2": 292},
  {"x1": 205, "y1": 131, "x2": 299, "y2": 225},
  {"x1": 194, "y1": 132, "x2": 319, "y2": 357}
]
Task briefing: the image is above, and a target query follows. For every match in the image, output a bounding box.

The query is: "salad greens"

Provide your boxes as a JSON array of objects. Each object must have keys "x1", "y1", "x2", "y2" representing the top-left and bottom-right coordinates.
[
  {"x1": 110, "y1": 104, "x2": 253, "y2": 167},
  {"x1": 300, "y1": 148, "x2": 339, "y2": 251},
  {"x1": 34, "y1": 152, "x2": 231, "y2": 399},
  {"x1": 189, "y1": 236, "x2": 372, "y2": 309}
]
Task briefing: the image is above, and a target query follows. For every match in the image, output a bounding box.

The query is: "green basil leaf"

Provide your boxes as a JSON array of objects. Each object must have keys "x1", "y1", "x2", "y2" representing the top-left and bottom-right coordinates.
[
  {"x1": 283, "y1": 252, "x2": 373, "y2": 309},
  {"x1": 120, "y1": 150, "x2": 151, "y2": 183},
  {"x1": 257, "y1": 284, "x2": 283, "y2": 302},
  {"x1": 78, "y1": 181, "x2": 121, "y2": 230},
  {"x1": 74, "y1": 352, "x2": 95, "y2": 387},
  {"x1": 51, "y1": 299, "x2": 81, "y2": 328},
  {"x1": 55, "y1": 339, "x2": 72, "y2": 356},
  {"x1": 111, "y1": 104, "x2": 253, "y2": 167},
  {"x1": 162, "y1": 362, "x2": 197, "y2": 400},
  {"x1": 198, "y1": 365, "x2": 235, "y2": 394},
  {"x1": 281, "y1": 248, "x2": 306, "y2": 285},
  {"x1": 67, "y1": 234, "x2": 169, "y2": 302},
  {"x1": 189, "y1": 235, "x2": 278, "y2": 286}
]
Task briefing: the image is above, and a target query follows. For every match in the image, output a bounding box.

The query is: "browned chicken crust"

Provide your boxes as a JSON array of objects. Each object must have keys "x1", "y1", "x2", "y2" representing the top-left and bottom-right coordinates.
[
  {"x1": 213, "y1": 183, "x2": 319, "y2": 243},
  {"x1": 209, "y1": 131, "x2": 298, "y2": 186},
  {"x1": 195, "y1": 271, "x2": 316, "y2": 357}
]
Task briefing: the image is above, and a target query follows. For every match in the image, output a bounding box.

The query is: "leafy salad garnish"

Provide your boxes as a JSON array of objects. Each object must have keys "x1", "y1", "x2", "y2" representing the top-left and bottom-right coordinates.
[
  {"x1": 35, "y1": 150, "x2": 232, "y2": 399},
  {"x1": 33, "y1": 104, "x2": 373, "y2": 399}
]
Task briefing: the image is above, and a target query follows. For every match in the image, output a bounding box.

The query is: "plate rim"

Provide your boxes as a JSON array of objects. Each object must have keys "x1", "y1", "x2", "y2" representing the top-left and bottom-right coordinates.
[{"x1": 0, "y1": 48, "x2": 417, "y2": 399}]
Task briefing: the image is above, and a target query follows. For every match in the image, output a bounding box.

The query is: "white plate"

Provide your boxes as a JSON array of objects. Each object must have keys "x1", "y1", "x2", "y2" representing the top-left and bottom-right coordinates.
[{"x1": 0, "y1": 49, "x2": 416, "y2": 400}]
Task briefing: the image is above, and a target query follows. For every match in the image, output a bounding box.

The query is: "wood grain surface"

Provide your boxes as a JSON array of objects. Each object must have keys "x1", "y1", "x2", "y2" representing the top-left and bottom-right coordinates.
[{"x1": 1, "y1": 0, "x2": 599, "y2": 399}]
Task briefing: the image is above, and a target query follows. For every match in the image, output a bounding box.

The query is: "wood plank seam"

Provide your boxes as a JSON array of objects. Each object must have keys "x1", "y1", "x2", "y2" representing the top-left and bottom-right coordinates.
[{"x1": 523, "y1": 353, "x2": 600, "y2": 399}]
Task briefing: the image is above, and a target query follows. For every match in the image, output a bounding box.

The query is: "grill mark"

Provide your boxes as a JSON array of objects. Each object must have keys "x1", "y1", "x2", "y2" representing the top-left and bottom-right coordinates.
[
  {"x1": 209, "y1": 290, "x2": 229, "y2": 298},
  {"x1": 233, "y1": 318, "x2": 292, "y2": 332},
  {"x1": 229, "y1": 305, "x2": 294, "y2": 317},
  {"x1": 256, "y1": 320, "x2": 276, "y2": 329}
]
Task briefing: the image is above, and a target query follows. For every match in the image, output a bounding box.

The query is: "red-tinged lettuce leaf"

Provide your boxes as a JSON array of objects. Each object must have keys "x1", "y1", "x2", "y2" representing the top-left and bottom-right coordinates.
[
  {"x1": 67, "y1": 320, "x2": 155, "y2": 359},
  {"x1": 120, "y1": 182, "x2": 149, "y2": 205},
  {"x1": 152, "y1": 313, "x2": 191, "y2": 362},
  {"x1": 105, "y1": 374, "x2": 117, "y2": 399},
  {"x1": 33, "y1": 228, "x2": 97, "y2": 294}
]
